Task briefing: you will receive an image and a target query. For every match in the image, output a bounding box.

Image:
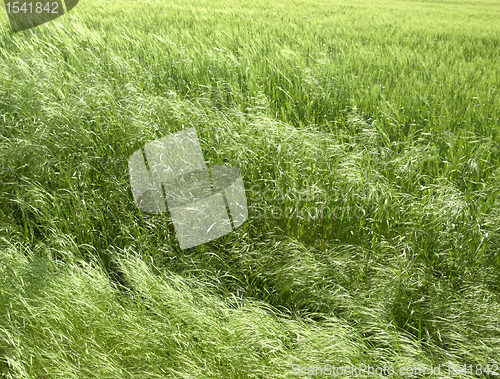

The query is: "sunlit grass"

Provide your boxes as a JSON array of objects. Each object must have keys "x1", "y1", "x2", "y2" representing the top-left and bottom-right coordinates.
[{"x1": 0, "y1": 0, "x2": 499, "y2": 377}]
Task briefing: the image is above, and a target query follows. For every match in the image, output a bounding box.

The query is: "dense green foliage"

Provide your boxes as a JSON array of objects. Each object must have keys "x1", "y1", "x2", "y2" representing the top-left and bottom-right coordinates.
[{"x1": 1, "y1": 0, "x2": 499, "y2": 377}]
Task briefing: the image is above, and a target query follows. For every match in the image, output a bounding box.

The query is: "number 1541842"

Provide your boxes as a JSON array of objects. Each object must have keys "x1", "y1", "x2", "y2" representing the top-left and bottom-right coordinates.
[
  {"x1": 5, "y1": 2, "x2": 60, "y2": 14},
  {"x1": 3, "y1": 0, "x2": 79, "y2": 32}
]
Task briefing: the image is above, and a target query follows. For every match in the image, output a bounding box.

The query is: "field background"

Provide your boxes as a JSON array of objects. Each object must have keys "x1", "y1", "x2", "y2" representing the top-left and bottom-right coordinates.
[{"x1": 1, "y1": 0, "x2": 500, "y2": 377}]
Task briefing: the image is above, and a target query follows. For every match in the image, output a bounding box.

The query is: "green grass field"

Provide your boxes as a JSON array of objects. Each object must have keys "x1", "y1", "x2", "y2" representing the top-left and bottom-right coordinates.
[{"x1": 1, "y1": 0, "x2": 500, "y2": 377}]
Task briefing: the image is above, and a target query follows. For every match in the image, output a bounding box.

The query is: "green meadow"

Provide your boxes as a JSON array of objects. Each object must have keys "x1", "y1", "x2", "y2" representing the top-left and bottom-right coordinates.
[{"x1": 1, "y1": 0, "x2": 500, "y2": 377}]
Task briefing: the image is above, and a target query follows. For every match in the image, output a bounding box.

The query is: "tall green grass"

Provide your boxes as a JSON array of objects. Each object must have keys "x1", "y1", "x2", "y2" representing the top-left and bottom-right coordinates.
[{"x1": 0, "y1": 0, "x2": 499, "y2": 377}]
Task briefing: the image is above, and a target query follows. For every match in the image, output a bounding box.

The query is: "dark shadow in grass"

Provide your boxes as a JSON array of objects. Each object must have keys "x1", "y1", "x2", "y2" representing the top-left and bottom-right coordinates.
[
  {"x1": 10, "y1": 200, "x2": 44, "y2": 248},
  {"x1": 99, "y1": 252, "x2": 135, "y2": 295}
]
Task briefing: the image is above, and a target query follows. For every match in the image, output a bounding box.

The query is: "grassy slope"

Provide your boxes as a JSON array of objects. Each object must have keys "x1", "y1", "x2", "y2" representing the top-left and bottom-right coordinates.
[{"x1": 0, "y1": 0, "x2": 500, "y2": 377}]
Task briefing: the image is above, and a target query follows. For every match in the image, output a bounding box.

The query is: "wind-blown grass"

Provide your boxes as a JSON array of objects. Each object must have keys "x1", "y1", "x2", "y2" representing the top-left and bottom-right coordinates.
[{"x1": 0, "y1": 0, "x2": 500, "y2": 377}]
